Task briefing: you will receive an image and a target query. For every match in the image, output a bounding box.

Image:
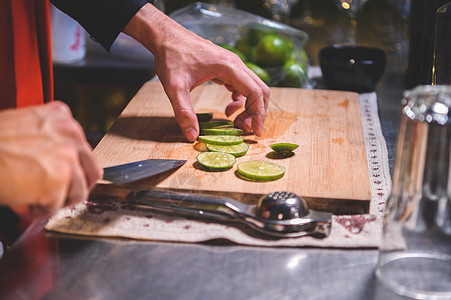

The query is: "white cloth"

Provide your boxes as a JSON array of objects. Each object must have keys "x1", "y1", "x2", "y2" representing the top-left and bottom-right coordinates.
[{"x1": 45, "y1": 92, "x2": 391, "y2": 248}]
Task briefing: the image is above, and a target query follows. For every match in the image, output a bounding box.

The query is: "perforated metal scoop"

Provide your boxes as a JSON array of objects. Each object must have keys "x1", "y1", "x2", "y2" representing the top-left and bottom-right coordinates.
[{"x1": 127, "y1": 190, "x2": 332, "y2": 238}]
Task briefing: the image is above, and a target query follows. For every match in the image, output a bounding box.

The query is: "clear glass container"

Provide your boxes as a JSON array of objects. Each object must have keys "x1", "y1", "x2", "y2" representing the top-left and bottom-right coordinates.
[{"x1": 376, "y1": 85, "x2": 451, "y2": 299}]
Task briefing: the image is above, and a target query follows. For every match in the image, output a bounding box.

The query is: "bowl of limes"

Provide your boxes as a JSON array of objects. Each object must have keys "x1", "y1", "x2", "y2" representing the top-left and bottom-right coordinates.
[
  {"x1": 170, "y1": 3, "x2": 311, "y2": 88},
  {"x1": 220, "y1": 24, "x2": 310, "y2": 88}
]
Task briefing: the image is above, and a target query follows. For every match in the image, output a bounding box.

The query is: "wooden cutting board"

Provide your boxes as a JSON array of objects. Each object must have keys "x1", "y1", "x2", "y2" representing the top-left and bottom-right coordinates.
[{"x1": 93, "y1": 81, "x2": 371, "y2": 214}]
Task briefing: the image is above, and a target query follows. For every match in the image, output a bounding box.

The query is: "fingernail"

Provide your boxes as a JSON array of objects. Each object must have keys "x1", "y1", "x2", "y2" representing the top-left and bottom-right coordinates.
[{"x1": 183, "y1": 127, "x2": 198, "y2": 142}]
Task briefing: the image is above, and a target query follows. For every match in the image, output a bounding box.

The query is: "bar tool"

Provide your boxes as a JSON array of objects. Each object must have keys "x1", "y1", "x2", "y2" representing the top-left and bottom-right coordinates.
[{"x1": 127, "y1": 190, "x2": 332, "y2": 239}]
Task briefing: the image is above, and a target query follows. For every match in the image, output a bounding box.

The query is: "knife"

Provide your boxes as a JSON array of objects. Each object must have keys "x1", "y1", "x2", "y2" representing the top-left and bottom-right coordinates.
[{"x1": 102, "y1": 158, "x2": 187, "y2": 185}]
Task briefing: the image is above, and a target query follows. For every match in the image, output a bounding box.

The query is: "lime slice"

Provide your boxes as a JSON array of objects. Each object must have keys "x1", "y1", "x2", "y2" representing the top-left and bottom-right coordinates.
[
  {"x1": 206, "y1": 142, "x2": 249, "y2": 157},
  {"x1": 198, "y1": 135, "x2": 243, "y2": 146},
  {"x1": 196, "y1": 113, "x2": 214, "y2": 122},
  {"x1": 199, "y1": 121, "x2": 234, "y2": 129},
  {"x1": 270, "y1": 143, "x2": 299, "y2": 154},
  {"x1": 237, "y1": 161, "x2": 285, "y2": 181},
  {"x1": 210, "y1": 124, "x2": 235, "y2": 129},
  {"x1": 196, "y1": 152, "x2": 236, "y2": 171},
  {"x1": 201, "y1": 128, "x2": 243, "y2": 136}
]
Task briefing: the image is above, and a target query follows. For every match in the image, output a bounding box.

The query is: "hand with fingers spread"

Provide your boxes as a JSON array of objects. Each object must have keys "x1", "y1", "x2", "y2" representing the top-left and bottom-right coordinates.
[
  {"x1": 123, "y1": 4, "x2": 270, "y2": 142},
  {"x1": 0, "y1": 102, "x2": 103, "y2": 219}
]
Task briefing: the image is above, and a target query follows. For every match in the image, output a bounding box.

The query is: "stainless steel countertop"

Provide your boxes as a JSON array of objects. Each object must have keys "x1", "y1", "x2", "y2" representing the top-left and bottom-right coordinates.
[{"x1": 0, "y1": 223, "x2": 405, "y2": 300}]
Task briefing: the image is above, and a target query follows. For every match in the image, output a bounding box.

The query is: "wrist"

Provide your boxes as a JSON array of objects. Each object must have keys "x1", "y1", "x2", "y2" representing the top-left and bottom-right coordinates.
[{"x1": 123, "y1": 3, "x2": 178, "y2": 57}]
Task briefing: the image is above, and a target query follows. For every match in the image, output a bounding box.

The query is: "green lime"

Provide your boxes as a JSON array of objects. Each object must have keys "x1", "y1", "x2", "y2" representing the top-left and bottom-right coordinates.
[
  {"x1": 201, "y1": 128, "x2": 244, "y2": 136},
  {"x1": 210, "y1": 124, "x2": 235, "y2": 129},
  {"x1": 237, "y1": 161, "x2": 285, "y2": 182},
  {"x1": 245, "y1": 62, "x2": 271, "y2": 85},
  {"x1": 277, "y1": 61, "x2": 307, "y2": 88},
  {"x1": 235, "y1": 36, "x2": 253, "y2": 59},
  {"x1": 198, "y1": 135, "x2": 244, "y2": 146},
  {"x1": 284, "y1": 38, "x2": 296, "y2": 61},
  {"x1": 219, "y1": 44, "x2": 247, "y2": 62},
  {"x1": 199, "y1": 121, "x2": 234, "y2": 129},
  {"x1": 197, "y1": 152, "x2": 236, "y2": 171},
  {"x1": 248, "y1": 27, "x2": 273, "y2": 45},
  {"x1": 247, "y1": 47, "x2": 258, "y2": 63},
  {"x1": 296, "y1": 48, "x2": 310, "y2": 66},
  {"x1": 255, "y1": 34, "x2": 293, "y2": 68},
  {"x1": 270, "y1": 142, "x2": 299, "y2": 154},
  {"x1": 206, "y1": 142, "x2": 249, "y2": 157},
  {"x1": 196, "y1": 112, "x2": 213, "y2": 122}
]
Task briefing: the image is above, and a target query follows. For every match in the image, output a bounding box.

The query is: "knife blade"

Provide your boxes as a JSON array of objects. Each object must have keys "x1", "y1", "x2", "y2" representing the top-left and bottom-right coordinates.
[{"x1": 102, "y1": 158, "x2": 186, "y2": 184}]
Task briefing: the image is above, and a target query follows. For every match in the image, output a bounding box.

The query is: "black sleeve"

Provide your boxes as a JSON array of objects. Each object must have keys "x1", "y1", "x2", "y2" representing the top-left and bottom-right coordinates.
[{"x1": 50, "y1": 0, "x2": 154, "y2": 51}]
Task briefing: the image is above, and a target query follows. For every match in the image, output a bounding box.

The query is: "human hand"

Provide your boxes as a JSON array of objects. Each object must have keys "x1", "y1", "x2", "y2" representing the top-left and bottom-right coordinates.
[
  {"x1": 123, "y1": 4, "x2": 270, "y2": 142},
  {"x1": 0, "y1": 102, "x2": 103, "y2": 219}
]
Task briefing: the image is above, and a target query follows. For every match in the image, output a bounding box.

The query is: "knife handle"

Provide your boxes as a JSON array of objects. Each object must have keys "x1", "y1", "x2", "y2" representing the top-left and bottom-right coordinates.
[{"x1": 127, "y1": 189, "x2": 252, "y2": 221}]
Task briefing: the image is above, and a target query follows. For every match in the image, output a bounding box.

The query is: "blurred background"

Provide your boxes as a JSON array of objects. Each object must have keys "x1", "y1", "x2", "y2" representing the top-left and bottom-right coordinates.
[{"x1": 51, "y1": 0, "x2": 413, "y2": 148}]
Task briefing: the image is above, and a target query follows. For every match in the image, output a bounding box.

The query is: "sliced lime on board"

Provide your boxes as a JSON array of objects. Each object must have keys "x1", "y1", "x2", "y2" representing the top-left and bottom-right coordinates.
[
  {"x1": 237, "y1": 160, "x2": 285, "y2": 181},
  {"x1": 196, "y1": 152, "x2": 236, "y2": 171},
  {"x1": 206, "y1": 142, "x2": 249, "y2": 157},
  {"x1": 199, "y1": 121, "x2": 234, "y2": 129},
  {"x1": 196, "y1": 113, "x2": 213, "y2": 122},
  {"x1": 270, "y1": 143, "x2": 299, "y2": 154},
  {"x1": 201, "y1": 128, "x2": 244, "y2": 136},
  {"x1": 209, "y1": 124, "x2": 235, "y2": 129},
  {"x1": 198, "y1": 135, "x2": 243, "y2": 146}
]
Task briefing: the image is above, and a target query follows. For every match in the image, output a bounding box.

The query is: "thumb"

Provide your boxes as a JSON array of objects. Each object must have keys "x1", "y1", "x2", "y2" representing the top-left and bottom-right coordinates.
[{"x1": 166, "y1": 87, "x2": 199, "y2": 142}]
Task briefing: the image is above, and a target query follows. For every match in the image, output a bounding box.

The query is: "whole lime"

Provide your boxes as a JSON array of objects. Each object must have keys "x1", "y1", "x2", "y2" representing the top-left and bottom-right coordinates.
[
  {"x1": 286, "y1": 38, "x2": 297, "y2": 61},
  {"x1": 277, "y1": 61, "x2": 307, "y2": 88},
  {"x1": 296, "y1": 48, "x2": 310, "y2": 66},
  {"x1": 245, "y1": 62, "x2": 271, "y2": 85},
  {"x1": 255, "y1": 34, "x2": 293, "y2": 68},
  {"x1": 219, "y1": 44, "x2": 247, "y2": 62},
  {"x1": 247, "y1": 47, "x2": 258, "y2": 63},
  {"x1": 235, "y1": 36, "x2": 253, "y2": 59},
  {"x1": 248, "y1": 27, "x2": 273, "y2": 45}
]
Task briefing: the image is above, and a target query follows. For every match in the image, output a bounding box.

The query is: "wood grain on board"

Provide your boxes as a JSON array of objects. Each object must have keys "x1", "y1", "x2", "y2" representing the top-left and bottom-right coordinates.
[{"x1": 93, "y1": 82, "x2": 371, "y2": 214}]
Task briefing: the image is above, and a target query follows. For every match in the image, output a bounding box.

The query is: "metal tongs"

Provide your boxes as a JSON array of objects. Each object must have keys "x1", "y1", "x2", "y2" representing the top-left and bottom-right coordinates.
[{"x1": 127, "y1": 190, "x2": 332, "y2": 239}]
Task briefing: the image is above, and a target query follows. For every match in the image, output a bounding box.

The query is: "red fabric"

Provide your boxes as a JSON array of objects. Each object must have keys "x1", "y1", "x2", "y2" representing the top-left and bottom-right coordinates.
[
  {"x1": 0, "y1": 2, "x2": 55, "y2": 297},
  {"x1": 0, "y1": 0, "x2": 53, "y2": 110}
]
